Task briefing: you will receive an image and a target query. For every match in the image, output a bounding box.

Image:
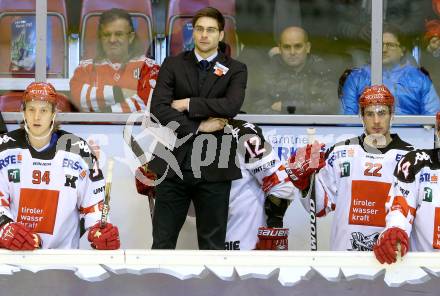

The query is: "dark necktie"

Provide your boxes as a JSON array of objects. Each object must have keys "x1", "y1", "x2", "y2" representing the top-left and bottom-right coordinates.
[{"x1": 199, "y1": 60, "x2": 210, "y2": 71}]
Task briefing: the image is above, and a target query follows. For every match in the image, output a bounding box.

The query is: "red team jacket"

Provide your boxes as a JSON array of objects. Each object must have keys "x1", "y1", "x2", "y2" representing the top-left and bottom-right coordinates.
[{"x1": 70, "y1": 55, "x2": 160, "y2": 112}]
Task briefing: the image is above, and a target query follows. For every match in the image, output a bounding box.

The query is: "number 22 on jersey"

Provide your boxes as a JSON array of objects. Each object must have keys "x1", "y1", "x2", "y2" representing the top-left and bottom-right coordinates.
[{"x1": 364, "y1": 162, "x2": 382, "y2": 177}]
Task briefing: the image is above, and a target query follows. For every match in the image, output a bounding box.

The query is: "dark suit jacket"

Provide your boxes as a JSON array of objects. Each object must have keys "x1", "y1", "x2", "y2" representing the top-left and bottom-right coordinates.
[{"x1": 149, "y1": 50, "x2": 248, "y2": 181}]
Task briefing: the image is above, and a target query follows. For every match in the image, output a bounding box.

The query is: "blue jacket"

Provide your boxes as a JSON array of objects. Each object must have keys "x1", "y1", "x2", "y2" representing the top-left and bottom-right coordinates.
[{"x1": 340, "y1": 62, "x2": 440, "y2": 115}]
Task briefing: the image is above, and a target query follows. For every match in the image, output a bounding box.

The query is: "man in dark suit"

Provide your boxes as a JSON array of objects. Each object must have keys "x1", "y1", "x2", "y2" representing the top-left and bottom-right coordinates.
[{"x1": 149, "y1": 7, "x2": 248, "y2": 249}]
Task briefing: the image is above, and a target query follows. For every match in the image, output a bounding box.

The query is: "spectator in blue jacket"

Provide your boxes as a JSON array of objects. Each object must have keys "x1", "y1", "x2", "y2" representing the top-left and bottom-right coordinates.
[{"x1": 340, "y1": 25, "x2": 440, "y2": 115}]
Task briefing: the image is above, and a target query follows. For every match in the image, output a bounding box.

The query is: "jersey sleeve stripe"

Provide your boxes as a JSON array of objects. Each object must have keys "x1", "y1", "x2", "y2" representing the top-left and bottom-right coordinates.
[
  {"x1": 111, "y1": 103, "x2": 123, "y2": 112},
  {"x1": 80, "y1": 84, "x2": 90, "y2": 111},
  {"x1": 131, "y1": 94, "x2": 146, "y2": 110},
  {"x1": 125, "y1": 98, "x2": 137, "y2": 112},
  {"x1": 90, "y1": 87, "x2": 100, "y2": 112},
  {"x1": 80, "y1": 201, "x2": 103, "y2": 215},
  {"x1": 390, "y1": 195, "x2": 415, "y2": 220},
  {"x1": 96, "y1": 86, "x2": 106, "y2": 111},
  {"x1": 103, "y1": 85, "x2": 116, "y2": 106},
  {"x1": 85, "y1": 85, "x2": 94, "y2": 111},
  {"x1": 0, "y1": 198, "x2": 9, "y2": 207},
  {"x1": 262, "y1": 171, "x2": 281, "y2": 193}
]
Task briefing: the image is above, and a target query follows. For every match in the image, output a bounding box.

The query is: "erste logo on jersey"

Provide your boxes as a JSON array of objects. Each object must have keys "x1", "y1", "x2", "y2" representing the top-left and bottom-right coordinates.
[
  {"x1": 395, "y1": 154, "x2": 404, "y2": 161},
  {"x1": 420, "y1": 172, "x2": 438, "y2": 184},
  {"x1": 0, "y1": 154, "x2": 21, "y2": 169},
  {"x1": 62, "y1": 158, "x2": 84, "y2": 171},
  {"x1": 328, "y1": 148, "x2": 354, "y2": 167}
]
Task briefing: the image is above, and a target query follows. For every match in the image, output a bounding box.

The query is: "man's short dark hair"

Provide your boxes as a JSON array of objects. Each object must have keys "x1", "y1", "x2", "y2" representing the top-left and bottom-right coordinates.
[
  {"x1": 95, "y1": 8, "x2": 144, "y2": 61},
  {"x1": 192, "y1": 6, "x2": 225, "y2": 31},
  {"x1": 383, "y1": 23, "x2": 409, "y2": 52},
  {"x1": 98, "y1": 8, "x2": 135, "y2": 34}
]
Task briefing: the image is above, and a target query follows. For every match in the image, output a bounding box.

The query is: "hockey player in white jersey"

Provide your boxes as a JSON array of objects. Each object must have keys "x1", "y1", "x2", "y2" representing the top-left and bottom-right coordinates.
[
  {"x1": 225, "y1": 119, "x2": 296, "y2": 250},
  {"x1": 374, "y1": 112, "x2": 440, "y2": 264},
  {"x1": 0, "y1": 82, "x2": 120, "y2": 250},
  {"x1": 135, "y1": 119, "x2": 296, "y2": 250},
  {"x1": 297, "y1": 85, "x2": 413, "y2": 251}
]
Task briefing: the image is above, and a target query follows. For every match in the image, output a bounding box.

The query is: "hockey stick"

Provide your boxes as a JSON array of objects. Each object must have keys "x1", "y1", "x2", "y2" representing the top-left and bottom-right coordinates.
[
  {"x1": 307, "y1": 128, "x2": 318, "y2": 251},
  {"x1": 100, "y1": 158, "x2": 114, "y2": 228},
  {"x1": 123, "y1": 129, "x2": 155, "y2": 220}
]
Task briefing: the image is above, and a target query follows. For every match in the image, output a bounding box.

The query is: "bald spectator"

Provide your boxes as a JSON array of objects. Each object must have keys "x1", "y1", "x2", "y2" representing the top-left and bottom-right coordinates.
[{"x1": 256, "y1": 26, "x2": 338, "y2": 114}]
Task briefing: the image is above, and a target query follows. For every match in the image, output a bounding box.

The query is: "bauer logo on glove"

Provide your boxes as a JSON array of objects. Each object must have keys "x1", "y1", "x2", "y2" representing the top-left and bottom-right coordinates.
[
  {"x1": 256, "y1": 226, "x2": 289, "y2": 250},
  {"x1": 258, "y1": 228, "x2": 289, "y2": 237}
]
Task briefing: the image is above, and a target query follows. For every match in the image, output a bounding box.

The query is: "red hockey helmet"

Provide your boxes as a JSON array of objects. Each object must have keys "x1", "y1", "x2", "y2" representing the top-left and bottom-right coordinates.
[
  {"x1": 424, "y1": 19, "x2": 440, "y2": 42},
  {"x1": 359, "y1": 85, "x2": 394, "y2": 112},
  {"x1": 23, "y1": 82, "x2": 58, "y2": 105},
  {"x1": 434, "y1": 0, "x2": 440, "y2": 17}
]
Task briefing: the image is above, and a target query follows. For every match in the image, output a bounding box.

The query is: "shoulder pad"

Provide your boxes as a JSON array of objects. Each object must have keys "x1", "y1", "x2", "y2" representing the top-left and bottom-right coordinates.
[
  {"x1": 56, "y1": 131, "x2": 97, "y2": 168},
  {"x1": 228, "y1": 119, "x2": 272, "y2": 163},
  {"x1": 0, "y1": 130, "x2": 25, "y2": 153},
  {"x1": 395, "y1": 149, "x2": 435, "y2": 182},
  {"x1": 228, "y1": 119, "x2": 264, "y2": 141},
  {"x1": 325, "y1": 136, "x2": 361, "y2": 163},
  {"x1": 0, "y1": 134, "x2": 17, "y2": 146},
  {"x1": 333, "y1": 136, "x2": 361, "y2": 150}
]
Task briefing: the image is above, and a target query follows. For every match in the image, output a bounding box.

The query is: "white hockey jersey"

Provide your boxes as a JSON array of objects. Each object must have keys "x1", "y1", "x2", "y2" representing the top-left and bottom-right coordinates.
[
  {"x1": 310, "y1": 134, "x2": 413, "y2": 251},
  {"x1": 225, "y1": 120, "x2": 296, "y2": 250},
  {"x1": 0, "y1": 129, "x2": 105, "y2": 249},
  {"x1": 385, "y1": 149, "x2": 440, "y2": 251}
]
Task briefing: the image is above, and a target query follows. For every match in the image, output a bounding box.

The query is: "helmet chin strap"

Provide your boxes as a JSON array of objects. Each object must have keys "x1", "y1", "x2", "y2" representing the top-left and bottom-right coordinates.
[{"x1": 23, "y1": 113, "x2": 56, "y2": 141}]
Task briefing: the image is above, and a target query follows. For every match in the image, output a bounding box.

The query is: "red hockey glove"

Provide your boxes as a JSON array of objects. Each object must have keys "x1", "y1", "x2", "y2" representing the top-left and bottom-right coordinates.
[
  {"x1": 286, "y1": 142, "x2": 326, "y2": 190},
  {"x1": 0, "y1": 222, "x2": 41, "y2": 250},
  {"x1": 88, "y1": 223, "x2": 120, "y2": 250},
  {"x1": 255, "y1": 227, "x2": 289, "y2": 250},
  {"x1": 135, "y1": 165, "x2": 156, "y2": 198},
  {"x1": 373, "y1": 227, "x2": 409, "y2": 264}
]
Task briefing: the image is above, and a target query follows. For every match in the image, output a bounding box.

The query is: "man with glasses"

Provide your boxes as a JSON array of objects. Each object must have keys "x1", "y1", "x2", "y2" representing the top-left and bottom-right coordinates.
[
  {"x1": 149, "y1": 7, "x2": 247, "y2": 249},
  {"x1": 70, "y1": 8, "x2": 160, "y2": 112},
  {"x1": 341, "y1": 25, "x2": 440, "y2": 115}
]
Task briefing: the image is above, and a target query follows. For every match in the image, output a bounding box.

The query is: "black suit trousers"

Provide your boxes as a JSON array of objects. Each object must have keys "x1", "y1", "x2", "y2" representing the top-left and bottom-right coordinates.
[{"x1": 152, "y1": 170, "x2": 231, "y2": 250}]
